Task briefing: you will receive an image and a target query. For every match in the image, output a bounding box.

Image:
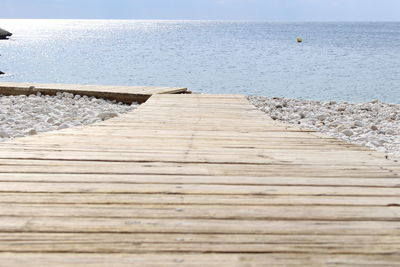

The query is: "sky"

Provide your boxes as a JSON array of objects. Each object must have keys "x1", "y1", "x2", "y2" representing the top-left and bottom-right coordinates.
[{"x1": 1, "y1": 0, "x2": 400, "y2": 21}]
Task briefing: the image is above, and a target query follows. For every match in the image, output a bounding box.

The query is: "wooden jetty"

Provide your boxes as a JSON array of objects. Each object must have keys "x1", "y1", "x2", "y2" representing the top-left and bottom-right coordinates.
[
  {"x1": 0, "y1": 82, "x2": 188, "y2": 103},
  {"x1": 0, "y1": 83, "x2": 399, "y2": 266}
]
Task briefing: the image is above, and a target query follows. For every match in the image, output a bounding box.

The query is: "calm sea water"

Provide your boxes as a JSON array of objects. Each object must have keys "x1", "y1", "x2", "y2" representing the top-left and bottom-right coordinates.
[{"x1": 0, "y1": 20, "x2": 399, "y2": 103}]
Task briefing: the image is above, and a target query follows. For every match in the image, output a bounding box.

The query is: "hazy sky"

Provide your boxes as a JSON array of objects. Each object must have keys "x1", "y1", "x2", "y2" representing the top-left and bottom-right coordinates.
[{"x1": 1, "y1": 0, "x2": 400, "y2": 21}]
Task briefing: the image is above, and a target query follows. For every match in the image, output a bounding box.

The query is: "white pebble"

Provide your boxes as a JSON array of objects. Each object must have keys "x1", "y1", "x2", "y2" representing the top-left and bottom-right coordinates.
[
  {"x1": 27, "y1": 129, "x2": 37, "y2": 135},
  {"x1": 342, "y1": 129, "x2": 354, "y2": 137},
  {"x1": 98, "y1": 112, "x2": 118, "y2": 120},
  {"x1": 353, "y1": 121, "x2": 364, "y2": 127},
  {"x1": 248, "y1": 96, "x2": 400, "y2": 157},
  {"x1": 0, "y1": 130, "x2": 10, "y2": 138},
  {"x1": 0, "y1": 93, "x2": 139, "y2": 141},
  {"x1": 316, "y1": 114, "x2": 328, "y2": 121}
]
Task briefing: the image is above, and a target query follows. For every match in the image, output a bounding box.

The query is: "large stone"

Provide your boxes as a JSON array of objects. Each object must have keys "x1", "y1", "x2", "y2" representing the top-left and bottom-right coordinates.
[
  {"x1": 342, "y1": 129, "x2": 354, "y2": 137},
  {"x1": 0, "y1": 28, "x2": 12, "y2": 39}
]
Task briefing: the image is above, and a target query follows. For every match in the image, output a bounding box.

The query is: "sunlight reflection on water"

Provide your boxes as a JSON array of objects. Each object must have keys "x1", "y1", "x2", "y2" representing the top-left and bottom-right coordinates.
[{"x1": 0, "y1": 20, "x2": 399, "y2": 103}]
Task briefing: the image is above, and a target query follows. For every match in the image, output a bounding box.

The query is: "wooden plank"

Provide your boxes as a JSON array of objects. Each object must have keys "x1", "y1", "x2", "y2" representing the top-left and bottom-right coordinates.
[
  {"x1": 1, "y1": 217, "x2": 400, "y2": 235},
  {"x1": 0, "y1": 193, "x2": 397, "y2": 206},
  {"x1": 0, "y1": 93, "x2": 398, "y2": 265},
  {"x1": 0, "y1": 233, "x2": 398, "y2": 254},
  {"x1": 0, "y1": 82, "x2": 188, "y2": 104},
  {"x1": 1, "y1": 232, "x2": 399, "y2": 246},
  {"x1": 0, "y1": 148, "x2": 393, "y2": 165},
  {"x1": 0, "y1": 182, "x2": 399, "y2": 196},
  {"x1": 0, "y1": 203, "x2": 399, "y2": 221},
  {"x1": 0, "y1": 162, "x2": 397, "y2": 178},
  {"x1": 0, "y1": 253, "x2": 399, "y2": 267},
  {"x1": 0, "y1": 82, "x2": 188, "y2": 95},
  {"x1": 0, "y1": 173, "x2": 398, "y2": 187}
]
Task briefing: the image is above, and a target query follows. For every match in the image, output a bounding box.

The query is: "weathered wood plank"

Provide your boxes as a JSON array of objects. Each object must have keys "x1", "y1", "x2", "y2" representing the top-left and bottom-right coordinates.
[
  {"x1": 0, "y1": 235, "x2": 398, "y2": 254},
  {"x1": 0, "y1": 182, "x2": 399, "y2": 196},
  {"x1": 0, "y1": 253, "x2": 399, "y2": 267},
  {"x1": 0, "y1": 159, "x2": 398, "y2": 178},
  {"x1": 0, "y1": 203, "x2": 399, "y2": 221},
  {"x1": 0, "y1": 173, "x2": 398, "y2": 187},
  {"x1": 0, "y1": 193, "x2": 398, "y2": 206},
  {"x1": 1, "y1": 217, "x2": 400, "y2": 235},
  {"x1": 0, "y1": 82, "x2": 188, "y2": 104},
  {"x1": 0, "y1": 93, "x2": 398, "y2": 265}
]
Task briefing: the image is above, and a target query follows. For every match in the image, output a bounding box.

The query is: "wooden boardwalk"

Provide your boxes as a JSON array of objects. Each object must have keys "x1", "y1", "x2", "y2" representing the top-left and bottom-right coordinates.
[
  {"x1": 0, "y1": 90, "x2": 399, "y2": 266},
  {"x1": 0, "y1": 82, "x2": 188, "y2": 103}
]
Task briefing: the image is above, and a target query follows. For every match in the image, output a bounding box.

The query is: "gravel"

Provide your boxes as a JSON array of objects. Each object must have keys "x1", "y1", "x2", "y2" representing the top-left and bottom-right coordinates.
[
  {"x1": 2, "y1": 92, "x2": 398, "y2": 157},
  {"x1": 0, "y1": 92, "x2": 138, "y2": 141},
  {"x1": 248, "y1": 96, "x2": 400, "y2": 157}
]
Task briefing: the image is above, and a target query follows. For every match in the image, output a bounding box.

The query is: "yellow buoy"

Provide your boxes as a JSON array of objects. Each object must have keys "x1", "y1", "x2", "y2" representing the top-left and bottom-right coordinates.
[{"x1": 296, "y1": 37, "x2": 303, "y2": 43}]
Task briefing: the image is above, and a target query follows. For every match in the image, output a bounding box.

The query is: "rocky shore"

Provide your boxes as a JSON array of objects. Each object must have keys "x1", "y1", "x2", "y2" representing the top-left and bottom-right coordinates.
[
  {"x1": 248, "y1": 96, "x2": 400, "y2": 157},
  {"x1": 0, "y1": 92, "x2": 138, "y2": 141},
  {"x1": 0, "y1": 27, "x2": 12, "y2": 39}
]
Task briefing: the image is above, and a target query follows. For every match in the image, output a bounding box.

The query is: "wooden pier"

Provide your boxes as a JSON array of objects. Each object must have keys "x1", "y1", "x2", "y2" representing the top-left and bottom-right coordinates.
[
  {"x1": 0, "y1": 83, "x2": 399, "y2": 266},
  {"x1": 0, "y1": 82, "x2": 188, "y2": 103}
]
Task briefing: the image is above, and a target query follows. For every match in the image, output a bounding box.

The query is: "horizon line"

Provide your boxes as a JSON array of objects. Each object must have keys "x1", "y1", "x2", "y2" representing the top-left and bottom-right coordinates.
[{"x1": 1, "y1": 18, "x2": 399, "y2": 22}]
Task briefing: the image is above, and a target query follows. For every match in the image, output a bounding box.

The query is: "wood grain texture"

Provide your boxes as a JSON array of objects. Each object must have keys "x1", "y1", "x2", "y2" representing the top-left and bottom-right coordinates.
[
  {"x1": 0, "y1": 93, "x2": 399, "y2": 266},
  {"x1": 0, "y1": 82, "x2": 188, "y2": 103}
]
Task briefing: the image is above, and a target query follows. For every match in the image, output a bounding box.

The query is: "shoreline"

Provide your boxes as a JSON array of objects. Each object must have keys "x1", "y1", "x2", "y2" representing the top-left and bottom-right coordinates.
[
  {"x1": 248, "y1": 95, "x2": 400, "y2": 157},
  {"x1": 1, "y1": 88, "x2": 399, "y2": 158}
]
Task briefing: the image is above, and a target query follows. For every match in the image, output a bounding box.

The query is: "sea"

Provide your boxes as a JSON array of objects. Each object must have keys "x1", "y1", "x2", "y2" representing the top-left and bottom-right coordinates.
[{"x1": 0, "y1": 20, "x2": 399, "y2": 103}]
